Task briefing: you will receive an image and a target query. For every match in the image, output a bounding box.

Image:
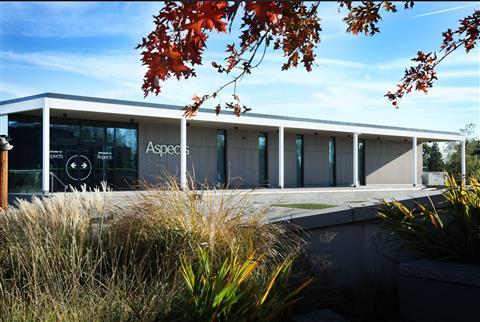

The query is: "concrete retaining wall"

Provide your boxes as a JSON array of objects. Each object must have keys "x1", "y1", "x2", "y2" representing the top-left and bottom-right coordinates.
[
  {"x1": 272, "y1": 191, "x2": 444, "y2": 286},
  {"x1": 399, "y1": 260, "x2": 480, "y2": 322}
]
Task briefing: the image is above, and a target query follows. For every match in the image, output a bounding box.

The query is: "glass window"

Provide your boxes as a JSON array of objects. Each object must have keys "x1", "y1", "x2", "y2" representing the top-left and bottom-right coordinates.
[
  {"x1": 216, "y1": 129, "x2": 227, "y2": 186},
  {"x1": 106, "y1": 127, "x2": 115, "y2": 144},
  {"x1": 80, "y1": 125, "x2": 105, "y2": 144},
  {"x1": 8, "y1": 116, "x2": 42, "y2": 193},
  {"x1": 9, "y1": 116, "x2": 138, "y2": 192},
  {"x1": 295, "y1": 135, "x2": 304, "y2": 187},
  {"x1": 358, "y1": 139, "x2": 366, "y2": 185},
  {"x1": 114, "y1": 127, "x2": 138, "y2": 189},
  {"x1": 329, "y1": 137, "x2": 336, "y2": 186},
  {"x1": 51, "y1": 121, "x2": 80, "y2": 144},
  {"x1": 259, "y1": 132, "x2": 268, "y2": 186}
]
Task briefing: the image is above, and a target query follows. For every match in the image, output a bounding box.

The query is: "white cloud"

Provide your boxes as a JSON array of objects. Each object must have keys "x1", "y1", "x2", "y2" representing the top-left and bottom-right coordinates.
[
  {"x1": 2, "y1": 51, "x2": 143, "y2": 89},
  {"x1": 0, "y1": 82, "x2": 39, "y2": 99},
  {"x1": 1, "y1": 46, "x2": 478, "y2": 134},
  {"x1": 412, "y1": 3, "x2": 479, "y2": 18},
  {"x1": 1, "y1": 2, "x2": 163, "y2": 38},
  {"x1": 440, "y1": 69, "x2": 480, "y2": 79}
]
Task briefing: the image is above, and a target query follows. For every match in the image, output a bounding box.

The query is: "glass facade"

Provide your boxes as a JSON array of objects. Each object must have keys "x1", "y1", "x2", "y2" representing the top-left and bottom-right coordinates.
[
  {"x1": 328, "y1": 137, "x2": 336, "y2": 186},
  {"x1": 258, "y1": 132, "x2": 268, "y2": 186},
  {"x1": 8, "y1": 115, "x2": 138, "y2": 192},
  {"x1": 295, "y1": 135, "x2": 304, "y2": 187},
  {"x1": 358, "y1": 139, "x2": 366, "y2": 185},
  {"x1": 216, "y1": 129, "x2": 227, "y2": 186},
  {"x1": 8, "y1": 116, "x2": 42, "y2": 193}
]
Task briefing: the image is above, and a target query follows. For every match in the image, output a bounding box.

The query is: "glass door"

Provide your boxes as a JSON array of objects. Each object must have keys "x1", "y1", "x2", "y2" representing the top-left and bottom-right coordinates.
[{"x1": 49, "y1": 119, "x2": 137, "y2": 191}]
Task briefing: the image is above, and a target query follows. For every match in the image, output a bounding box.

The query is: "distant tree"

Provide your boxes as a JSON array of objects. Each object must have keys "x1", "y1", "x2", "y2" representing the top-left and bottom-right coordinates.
[
  {"x1": 423, "y1": 142, "x2": 444, "y2": 172},
  {"x1": 444, "y1": 123, "x2": 480, "y2": 177},
  {"x1": 137, "y1": 1, "x2": 480, "y2": 116}
]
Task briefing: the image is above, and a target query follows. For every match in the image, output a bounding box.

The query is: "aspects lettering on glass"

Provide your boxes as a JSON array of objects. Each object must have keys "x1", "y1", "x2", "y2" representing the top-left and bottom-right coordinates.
[
  {"x1": 50, "y1": 150, "x2": 64, "y2": 159},
  {"x1": 145, "y1": 141, "x2": 190, "y2": 157},
  {"x1": 97, "y1": 151, "x2": 113, "y2": 160}
]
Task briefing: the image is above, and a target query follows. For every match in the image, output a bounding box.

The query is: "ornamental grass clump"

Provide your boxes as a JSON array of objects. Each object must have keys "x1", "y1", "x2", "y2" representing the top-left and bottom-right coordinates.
[
  {"x1": 0, "y1": 178, "x2": 309, "y2": 321},
  {"x1": 377, "y1": 175, "x2": 480, "y2": 263}
]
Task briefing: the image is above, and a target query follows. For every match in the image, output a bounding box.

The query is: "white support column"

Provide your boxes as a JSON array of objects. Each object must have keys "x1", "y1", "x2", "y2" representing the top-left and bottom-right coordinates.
[
  {"x1": 42, "y1": 103, "x2": 50, "y2": 194},
  {"x1": 461, "y1": 139, "x2": 466, "y2": 183},
  {"x1": 353, "y1": 132, "x2": 358, "y2": 187},
  {"x1": 180, "y1": 117, "x2": 187, "y2": 190},
  {"x1": 0, "y1": 114, "x2": 8, "y2": 136},
  {"x1": 278, "y1": 126, "x2": 284, "y2": 189},
  {"x1": 412, "y1": 137, "x2": 418, "y2": 186}
]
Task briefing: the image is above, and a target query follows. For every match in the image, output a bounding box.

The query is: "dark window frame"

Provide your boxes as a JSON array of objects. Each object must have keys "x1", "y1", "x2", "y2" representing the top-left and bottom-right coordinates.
[
  {"x1": 258, "y1": 132, "x2": 268, "y2": 186},
  {"x1": 295, "y1": 134, "x2": 304, "y2": 187},
  {"x1": 329, "y1": 137, "x2": 337, "y2": 187},
  {"x1": 358, "y1": 138, "x2": 366, "y2": 186},
  {"x1": 216, "y1": 129, "x2": 227, "y2": 187}
]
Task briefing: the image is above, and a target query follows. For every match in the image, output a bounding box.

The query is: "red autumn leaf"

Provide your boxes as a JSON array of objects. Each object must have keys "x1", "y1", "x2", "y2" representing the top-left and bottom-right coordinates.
[{"x1": 137, "y1": 1, "x2": 478, "y2": 115}]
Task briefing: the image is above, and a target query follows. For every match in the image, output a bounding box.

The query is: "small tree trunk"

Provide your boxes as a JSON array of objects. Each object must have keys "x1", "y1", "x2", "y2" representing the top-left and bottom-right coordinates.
[{"x1": 0, "y1": 150, "x2": 7, "y2": 210}]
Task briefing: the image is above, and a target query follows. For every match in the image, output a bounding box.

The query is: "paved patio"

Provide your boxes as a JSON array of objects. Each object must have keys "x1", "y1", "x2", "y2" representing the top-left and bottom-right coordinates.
[{"x1": 9, "y1": 184, "x2": 441, "y2": 217}]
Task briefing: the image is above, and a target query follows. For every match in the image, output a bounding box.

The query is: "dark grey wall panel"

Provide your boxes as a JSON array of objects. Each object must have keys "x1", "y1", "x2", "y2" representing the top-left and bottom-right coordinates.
[
  {"x1": 284, "y1": 133, "x2": 296, "y2": 187},
  {"x1": 365, "y1": 139, "x2": 422, "y2": 184},
  {"x1": 187, "y1": 126, "x2": 217, "y2": 186},
  {"x1": 139, "y1": 122, "x2": 424, "y2": 188},
  {"x1": 268, "y1": 130, "x2": 279, "y2": 187},
  {"x1": 304, "y1": 134, "x2": 329, "y2": 186},
  {"x1": 336, "y1": 137, "x2": 354, "y2": 185},
  {"x1": 139, "y1": 122, "x2": 181, "y2": 184},
  {"x1": 227, "y1": 129, "x2": 259, "y2": 187}
]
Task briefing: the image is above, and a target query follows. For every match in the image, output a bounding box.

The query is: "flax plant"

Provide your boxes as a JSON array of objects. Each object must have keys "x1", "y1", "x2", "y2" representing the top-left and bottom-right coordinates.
[
  {"x1": 377, "y1": 175, "x2": 480, "y2": 263},
  {"x1": 175, "y1": 246, "x2": 312, "y2": 322}
]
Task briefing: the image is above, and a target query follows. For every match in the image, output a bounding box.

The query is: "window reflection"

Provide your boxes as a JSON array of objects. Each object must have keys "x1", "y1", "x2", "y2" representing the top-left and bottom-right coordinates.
[
  {"x1": 8, "y1": 116, "x2": 42, "y2": 193},
  {"x1": 259, "y1": 133, "x2": 268, "y2": 186},
  {"x1": 296, "y1": 135, "x2": 304, "y2": 187},
  {"x1": 216, "y1": 130, "x2": 227, "y2": 186},
  {"x1": 114, "y1": 128, "x2": 138, "y2": 188},
  {"x1": 8, "y1": 115, "x2": 138, "y2": 192},
  {"x1": 329, "y1": 137, "x2": 336, "y2": 187}
]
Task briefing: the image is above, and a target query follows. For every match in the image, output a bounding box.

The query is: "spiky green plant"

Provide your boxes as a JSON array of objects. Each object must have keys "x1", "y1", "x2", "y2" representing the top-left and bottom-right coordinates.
[
  {"x1": 377, "y1": 175, "x2": 480, "y2": 263},
  {"x1": 176, "y1": 246, "x2": 312, "y2": 322}
]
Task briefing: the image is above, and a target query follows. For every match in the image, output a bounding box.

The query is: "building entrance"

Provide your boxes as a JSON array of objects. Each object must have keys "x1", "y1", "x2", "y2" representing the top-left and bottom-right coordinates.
[{"x1": 8, "y1": 115, "x2": 138, "y2": 192}]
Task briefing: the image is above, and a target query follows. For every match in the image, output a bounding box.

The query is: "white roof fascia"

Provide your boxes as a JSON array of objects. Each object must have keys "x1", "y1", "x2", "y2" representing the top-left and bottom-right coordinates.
[
  {"x1": 0, "y1": 97, "x2": 45, "y2": 115},
  {"x1": 192, "y1": 113, "x2": 463, "y2": 141},
  {"x1": 3, "y1": 96, "x2": 464, "y2": 142},
  {"x1": 49, "y1": 97, "x2": 182, "y2": 120}
]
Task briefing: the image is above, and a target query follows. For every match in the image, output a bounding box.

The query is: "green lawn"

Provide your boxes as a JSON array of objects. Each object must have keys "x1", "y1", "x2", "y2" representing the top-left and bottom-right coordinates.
[{"x1": 273, "y1": 203, "x2": 336, "y2": 210}]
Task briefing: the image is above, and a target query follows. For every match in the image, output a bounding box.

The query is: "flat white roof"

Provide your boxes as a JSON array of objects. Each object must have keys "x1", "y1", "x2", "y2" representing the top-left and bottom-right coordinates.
[{"x1": 0, "y1": 93, "x2": 463, "y2": 141}]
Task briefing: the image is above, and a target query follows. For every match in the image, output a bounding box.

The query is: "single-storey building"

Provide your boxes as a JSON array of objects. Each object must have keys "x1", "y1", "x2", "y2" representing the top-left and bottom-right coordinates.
[{"x1": 0, "y1": 93, "x2": 466, "y2": 194}]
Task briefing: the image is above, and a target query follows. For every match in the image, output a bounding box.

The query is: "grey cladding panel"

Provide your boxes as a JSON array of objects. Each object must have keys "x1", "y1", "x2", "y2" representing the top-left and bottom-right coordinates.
[{"x1": 138, "y1": 122, "x2": 424, "y2": 187}]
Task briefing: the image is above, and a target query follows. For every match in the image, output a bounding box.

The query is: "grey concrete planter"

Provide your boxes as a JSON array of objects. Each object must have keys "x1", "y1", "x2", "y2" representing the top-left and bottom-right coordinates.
[{"x1": 399, "y1": 260, "x2": 480, "y2": 322}]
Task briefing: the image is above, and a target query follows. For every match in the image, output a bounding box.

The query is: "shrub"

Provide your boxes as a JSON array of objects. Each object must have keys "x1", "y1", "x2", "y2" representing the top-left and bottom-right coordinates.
[
  {"x1": 377, "y1": 175, "x2": 480, "y2": 263},
  {"x1": 175, "y1": 246, "x2": 311, "y2": 322},
  {"x1": 0, "y1": 179, "x2": 309, "y2": 321}
]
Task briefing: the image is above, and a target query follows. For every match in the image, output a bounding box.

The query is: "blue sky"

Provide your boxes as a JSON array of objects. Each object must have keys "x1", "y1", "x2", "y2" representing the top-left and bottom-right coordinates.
[{"x1": 1, "y1": 1, "x2": 479, "y2": 135}]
